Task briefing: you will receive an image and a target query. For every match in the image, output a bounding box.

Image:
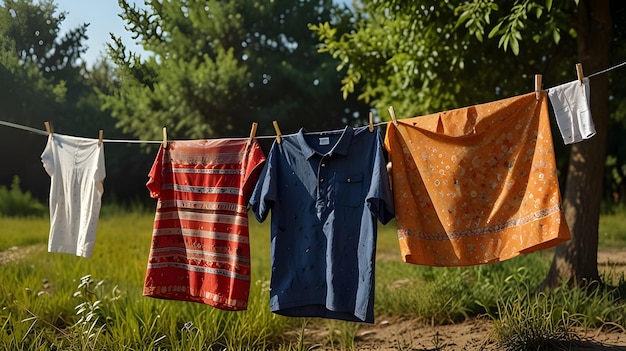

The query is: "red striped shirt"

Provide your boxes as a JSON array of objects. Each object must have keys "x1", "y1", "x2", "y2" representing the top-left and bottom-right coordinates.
[{"x1": 143, "y1": 139, "x2": 265, "y2": 310}]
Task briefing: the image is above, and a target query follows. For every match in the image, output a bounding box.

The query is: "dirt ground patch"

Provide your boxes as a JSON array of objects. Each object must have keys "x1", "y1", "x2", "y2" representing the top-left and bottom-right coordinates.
[
  {"x1": 598, "y1": 248, "x2": 626, "y2": 280},
  {"x1": 0, "y1": 244, "x2": 44, "y2": 265},
  {"x1": 298, "y1": 249, "x2": 626, "y2": 351},
  {"x1": 325, "y1": 317, "x2": 626, "y2": 351}
]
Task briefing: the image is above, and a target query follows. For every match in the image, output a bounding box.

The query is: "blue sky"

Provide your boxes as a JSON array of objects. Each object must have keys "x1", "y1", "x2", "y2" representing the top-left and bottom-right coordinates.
[{"x1": 55, "y1": 0, "x2": 146, "y2": 66}]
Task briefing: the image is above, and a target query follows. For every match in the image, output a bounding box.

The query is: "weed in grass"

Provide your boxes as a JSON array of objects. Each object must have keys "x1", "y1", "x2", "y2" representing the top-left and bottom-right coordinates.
[
  {"x1": 490, "y1": 285, "x2": 579, "y2": 351},
  {"x1": 71, "y1": 275, "x2": 110, "y2": 349},
  {"x1": 474, "y1": 264, "x2": 626, "y2": 350},
  {"x1": 430, "y1": 331, "x2": 450, "y2": 351},
  {"x1": 324, "y1": 319, "x2": 359, "y2": 350},
  {"x1": 393, "y1": 330, "x2": 414, "y2": 351},
  {"x1": 552, "y1": 280, "x2": 626, "y2": 330}
]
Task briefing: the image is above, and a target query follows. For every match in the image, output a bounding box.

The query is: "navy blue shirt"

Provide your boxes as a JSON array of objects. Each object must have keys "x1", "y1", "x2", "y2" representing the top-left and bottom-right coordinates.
[{"x1": 250, "y1": 126, "x2": 394, "y2": 323}]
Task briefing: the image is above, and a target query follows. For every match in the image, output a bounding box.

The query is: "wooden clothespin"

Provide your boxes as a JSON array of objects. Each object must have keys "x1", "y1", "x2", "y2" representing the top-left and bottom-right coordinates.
[
  {"x1": 44, "y1": 121, "x2": 53, "y2": 135},
  {"x1": 368, "y1": 112, "x2": 374, "y2": 132},
  {"x1": 388, "y1": 106, "x2": 398, "y2": 126},
  {"x1": 162, "y1": 126, "x2": 168, "y2": 149},
  {"x1": 272, "y1": 120, "x2": 282, "y2": 144},
  {"x1": 249, "y1": 122, "x2": 258, "y2": 141},
  {"x1": 535, "y1": 74, "x2": 542, "y2": 100},
  {"x1": 576, "y1": 63, "x2": 584, "y2": 85},
  {"x1": 98, "y1": 130, "x2": 103, "y2": 146}
]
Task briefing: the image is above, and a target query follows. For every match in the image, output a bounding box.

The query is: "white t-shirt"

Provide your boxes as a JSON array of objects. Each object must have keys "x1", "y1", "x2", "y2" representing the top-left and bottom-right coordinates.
[
  {"x1": 41, "y1": 134, "x2": 106, "y2": 258},
  {"x1": 547, "y1": 77, "x2": 595, "y2": 145}
]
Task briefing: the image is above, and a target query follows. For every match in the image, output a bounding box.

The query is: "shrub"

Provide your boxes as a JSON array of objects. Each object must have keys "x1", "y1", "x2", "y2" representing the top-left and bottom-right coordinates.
[{"x1": 0, "y1": 176, "x2": 46, "y2": 217}]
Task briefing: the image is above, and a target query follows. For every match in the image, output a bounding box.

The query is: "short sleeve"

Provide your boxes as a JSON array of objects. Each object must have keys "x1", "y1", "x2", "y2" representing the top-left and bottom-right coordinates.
[
  {"x1": 367, "y1": 130, "x2": 395, "y2": 224},
  {"x1": 94, "y1": 144, "x2": 106, "y2": 196},
  {"x1": 249, "y1": 142, "x2": 278, "y2": 223},
  {"x1": 40, "y1": 135, "x2": 55, "y2": 177},
  {"x1": 146, "y1": 146, "x2": 164, "y2": 199},
  {"x1": 241, "y1": 140, "x2": 267, "y2": 201}
]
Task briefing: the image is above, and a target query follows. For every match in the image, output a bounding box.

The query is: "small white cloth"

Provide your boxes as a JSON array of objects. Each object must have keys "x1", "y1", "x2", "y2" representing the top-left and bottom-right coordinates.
[
  {"x1": 547, "y1": 77, "x2": 595, "y2": 145},
  {"x1": 41, "y1": 134, "x2": 106, "y2": 258}
]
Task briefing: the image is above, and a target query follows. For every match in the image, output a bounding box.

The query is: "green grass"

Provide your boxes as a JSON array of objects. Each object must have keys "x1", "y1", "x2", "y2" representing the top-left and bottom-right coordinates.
[
  {"x1": 0, "y1": 213, "x2": 294, "y2": 350},
  {"x1": 0, "y1": 207, "x2": 625, "y2": 350},
  {"x1": 374, "y1": 225, "x2": 556, "y2": 325},
  {"x1": 0, "y1": 217, "x2": 49, "y2": 250},
  {"x1": 599, "y1": 208, "x2": 626, "y2": 247}
]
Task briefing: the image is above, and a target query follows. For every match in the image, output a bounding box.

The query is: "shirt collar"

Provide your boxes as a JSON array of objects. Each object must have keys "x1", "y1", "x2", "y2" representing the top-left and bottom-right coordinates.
[{"x1": 297, "y1": 126, "x2": 354, "y2": 159}]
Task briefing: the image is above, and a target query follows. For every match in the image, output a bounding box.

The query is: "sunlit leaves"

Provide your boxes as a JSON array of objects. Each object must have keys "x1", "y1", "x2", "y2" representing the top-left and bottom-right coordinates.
[{"x1": 311, "y1": 0, "x2": 580, "y2": 120}]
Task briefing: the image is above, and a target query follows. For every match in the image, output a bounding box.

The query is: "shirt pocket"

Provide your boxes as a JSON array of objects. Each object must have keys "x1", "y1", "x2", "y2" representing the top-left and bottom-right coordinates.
[{"x1": 335, "y1": 173, "x2": 364, "y2": 208}]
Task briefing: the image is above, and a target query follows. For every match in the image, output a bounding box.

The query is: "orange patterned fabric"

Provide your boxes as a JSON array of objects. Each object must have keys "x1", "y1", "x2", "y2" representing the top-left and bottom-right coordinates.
[{"x1": 384, "y1": 92, "x2": 570, "y2": 266}]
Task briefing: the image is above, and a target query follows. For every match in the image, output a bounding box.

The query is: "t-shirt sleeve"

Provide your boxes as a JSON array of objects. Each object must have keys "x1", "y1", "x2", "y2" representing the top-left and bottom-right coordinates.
[
  {"x1": 367, "y1": 131, "x2": 395, "y2": 224},
  {"x1": 40, "y1": 135, "x2": 55, "y2": 177},
  {"x1": 146, "y1": 146, "x2": 164, "y2": 199},
  {"x1": 95, "y1": 144, "x2": 106, "y2": 196},
  {"x1": 249, "y1": 143, "x2": 278, "y2": 223},
  {"x1": 241, "y1": 140, "x2": 267, "y2": 201}
]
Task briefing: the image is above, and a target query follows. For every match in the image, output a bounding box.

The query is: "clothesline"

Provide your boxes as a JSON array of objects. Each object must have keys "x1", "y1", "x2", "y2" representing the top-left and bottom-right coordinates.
[
  {"x1": 588, "y1": 60, "x2": 626, "y2": 78},
  {"x1": 0, "y1": 119, "x2": 384, "y2": 144},
  {"x1": 2, "y1": 60, "x2": 625, "y2": 144},
  {"x1": 0, "y1": 120, "x2": 48, "y2": 136},
  {"x1": 0, "y1": 119, "x2": 283, "y2": 143}
]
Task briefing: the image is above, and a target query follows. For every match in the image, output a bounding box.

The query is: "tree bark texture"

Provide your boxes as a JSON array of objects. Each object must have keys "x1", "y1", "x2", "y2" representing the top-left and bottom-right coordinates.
[{"x1": 541, "y1": 0, "x2": 611, "y2": 289}]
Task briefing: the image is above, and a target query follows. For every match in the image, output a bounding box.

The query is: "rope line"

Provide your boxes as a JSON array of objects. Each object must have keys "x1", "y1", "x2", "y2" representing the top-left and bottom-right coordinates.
[
  {"x1": 1, "y1": 60, "x2": 624, "y2": 140},
  {"x1": 0, "y1": 120, "x2": 49, "y2": 136},
  {"x1": 588, "y1": 60, "x2": 626, "y2": 78},
  {"x1": 0, "y1": 121, "x2": 375, "y2": 143}
]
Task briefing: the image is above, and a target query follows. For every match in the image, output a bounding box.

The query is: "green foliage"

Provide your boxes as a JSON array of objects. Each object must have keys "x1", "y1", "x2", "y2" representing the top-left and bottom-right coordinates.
[
  {"x1": 0, "y1": 0, "x2": 88, "y2": 73},
  {"x1": 0, "y1": 176, "x2": 46, "y2": 217},
  {"x1": 0, "y1": 0, "x2": 69, "y2": 121},
  {"x1": 311, "y1": 1, "x2": 583, "y2": 119},
  {"x1": 102, "y1": 0, "x2": 369, "y2": 141}
]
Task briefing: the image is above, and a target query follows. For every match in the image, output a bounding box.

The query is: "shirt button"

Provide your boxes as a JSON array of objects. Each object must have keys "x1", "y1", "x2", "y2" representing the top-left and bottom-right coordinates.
[
  {"x1": 320, "y1": 178, "x2": 324, "y2": 183},
  {"x1": 321, "y1": 163, "x2": 326, "y2": 167}
]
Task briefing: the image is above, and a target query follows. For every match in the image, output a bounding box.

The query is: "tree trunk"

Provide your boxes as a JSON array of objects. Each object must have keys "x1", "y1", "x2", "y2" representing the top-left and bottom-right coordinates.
[{"x1": 541, "y1": 0, "x2": 611, "y2": 289}]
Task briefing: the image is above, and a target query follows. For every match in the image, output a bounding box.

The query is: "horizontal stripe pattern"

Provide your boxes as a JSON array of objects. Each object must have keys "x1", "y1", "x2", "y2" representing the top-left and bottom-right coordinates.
[
  {"x1": 169, "y1": 168, "x2": 244, "y2": 175},
  {"x1": 155, "y1": 211, "x2": 249, "y2": 226},
  {"x1": 153, "y1": 228, "x2": 250, "y2": 244},
  {"x1": 144, "y1": 139, "x2": 265, "y2": 311},
  {"x1": 157, "y1": 200, "x2": 247, "y2": 213},
  {"x1": 162, "y1": 184, "x2": 244, "y2": 196},
  {"x1": 147, "y1": 262, "x2": 250, "y2": 280}
]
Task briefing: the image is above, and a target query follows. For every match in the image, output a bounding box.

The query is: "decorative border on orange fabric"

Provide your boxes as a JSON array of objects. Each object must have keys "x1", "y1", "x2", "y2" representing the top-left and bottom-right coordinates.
[{"x1": 398, "y1": 203, "x2": 562, "y2": 241}]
